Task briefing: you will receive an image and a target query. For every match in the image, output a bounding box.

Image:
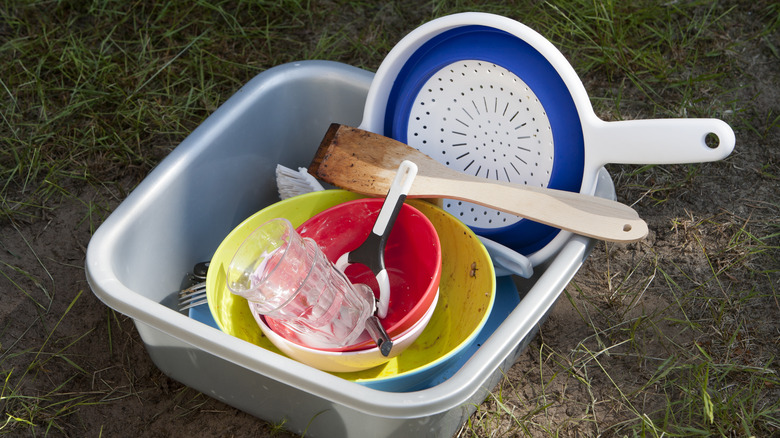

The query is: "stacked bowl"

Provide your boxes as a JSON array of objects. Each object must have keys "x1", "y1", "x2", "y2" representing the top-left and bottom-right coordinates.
[
  {"x1": 206, "y1": 190, "x2": 496, "y2": 389},
  {"x1": 257, "y1": 196, "x2": 442, "y2": 369}
]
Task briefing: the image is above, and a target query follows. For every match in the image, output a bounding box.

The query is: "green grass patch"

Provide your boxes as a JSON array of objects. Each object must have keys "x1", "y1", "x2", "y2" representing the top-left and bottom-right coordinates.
[{"x1": 2, "y1": 0, "x2": 777, "y2": 436}]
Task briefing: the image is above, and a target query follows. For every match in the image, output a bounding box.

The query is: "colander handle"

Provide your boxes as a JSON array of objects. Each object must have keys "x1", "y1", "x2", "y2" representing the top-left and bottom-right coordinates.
[
  {"x1": 585, "y1": 118, "x2": 735, "y2": 168},
  {"x1": 477, "y1": 236, "x2": 533, "y2": 279}
]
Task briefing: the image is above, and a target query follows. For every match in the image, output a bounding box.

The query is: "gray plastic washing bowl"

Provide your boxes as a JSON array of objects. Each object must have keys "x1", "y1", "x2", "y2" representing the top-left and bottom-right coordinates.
[{"x1": 85, "y1": 61, "x2": 612, "y2": 437}]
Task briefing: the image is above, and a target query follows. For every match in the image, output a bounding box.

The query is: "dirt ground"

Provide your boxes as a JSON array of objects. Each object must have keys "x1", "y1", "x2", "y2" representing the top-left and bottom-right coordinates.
[{"x1": 2, "y1": 7, "x2": 778, "y2": 438}]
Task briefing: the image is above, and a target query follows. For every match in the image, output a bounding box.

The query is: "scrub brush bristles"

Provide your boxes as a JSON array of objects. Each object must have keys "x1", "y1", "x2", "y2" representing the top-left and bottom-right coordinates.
[{"x1": 276, "y1": 165, "x2": 325, "y2": 200}]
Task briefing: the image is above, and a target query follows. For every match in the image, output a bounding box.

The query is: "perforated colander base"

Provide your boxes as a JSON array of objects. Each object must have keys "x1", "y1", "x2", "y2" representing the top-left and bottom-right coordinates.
[{"x1": 405, "y1": 60, "x2": 554, "y2": 229}]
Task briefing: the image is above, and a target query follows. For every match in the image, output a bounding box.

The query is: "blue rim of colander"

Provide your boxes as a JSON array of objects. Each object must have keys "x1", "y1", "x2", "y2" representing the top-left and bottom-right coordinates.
[{"x1": 383, "y1": 25, "x2": 585, "y2": 255}]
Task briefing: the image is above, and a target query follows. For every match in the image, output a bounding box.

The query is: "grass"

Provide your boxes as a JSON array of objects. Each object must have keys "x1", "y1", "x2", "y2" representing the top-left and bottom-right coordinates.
[
  {"x1": 0, "y1": 290, "x2": 91, "y2": 435},
  {"x1": 1, "y1": 0, "x2": 779, "y2": 436},
  {"x1": 465, "y1": 208, "x2": 779, "y2": 436}
]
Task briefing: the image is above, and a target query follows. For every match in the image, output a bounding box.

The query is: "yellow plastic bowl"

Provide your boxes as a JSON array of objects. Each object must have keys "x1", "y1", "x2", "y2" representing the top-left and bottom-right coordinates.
[{"x1": 207, "y1": 190, "x2": 495, "y2": 390}]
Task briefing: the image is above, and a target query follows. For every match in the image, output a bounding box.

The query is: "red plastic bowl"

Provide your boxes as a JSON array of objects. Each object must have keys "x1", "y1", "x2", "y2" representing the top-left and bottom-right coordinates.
[{"x1": 266, "y1": 198, "x2": 442, "y2": 351}]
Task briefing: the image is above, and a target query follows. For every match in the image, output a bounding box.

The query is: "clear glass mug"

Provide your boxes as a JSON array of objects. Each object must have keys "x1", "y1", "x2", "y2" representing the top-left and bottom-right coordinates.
[{"x1": 226, "y1": 218, "x2": 374, "y2": 349}]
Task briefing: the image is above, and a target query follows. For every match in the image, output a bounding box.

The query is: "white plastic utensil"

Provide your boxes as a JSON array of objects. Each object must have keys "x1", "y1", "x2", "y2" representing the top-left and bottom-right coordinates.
[{"x1": 335, "y1": 160, "x2": 418, "y2": 319}]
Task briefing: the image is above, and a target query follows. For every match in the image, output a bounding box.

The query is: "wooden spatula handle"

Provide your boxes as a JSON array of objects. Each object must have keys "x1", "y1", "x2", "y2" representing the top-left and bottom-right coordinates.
[
  {"x1": 417, "y1": 175, "x2": 647, "y2": 241},
  {"x1": 311, "y1": 124, "x2": 648, "y2": 243}
]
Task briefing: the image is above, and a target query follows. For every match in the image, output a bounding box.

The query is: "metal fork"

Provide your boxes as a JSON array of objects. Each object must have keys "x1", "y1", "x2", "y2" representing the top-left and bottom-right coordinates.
[
  {"x1": 178, "y1": 261, "x2": 209, "y2": 312},
  {"x1": 179, "y1": 282, "x2": 208, "y2": 311}
]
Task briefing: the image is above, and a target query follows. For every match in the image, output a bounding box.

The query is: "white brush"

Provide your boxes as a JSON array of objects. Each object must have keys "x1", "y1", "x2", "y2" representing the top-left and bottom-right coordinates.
[
  {"x1": 276, "y1": 165, "x2": 325, "y2": 200},
  {"x1": 275, "y1": 164, "x2": 533, "y2": 278}
]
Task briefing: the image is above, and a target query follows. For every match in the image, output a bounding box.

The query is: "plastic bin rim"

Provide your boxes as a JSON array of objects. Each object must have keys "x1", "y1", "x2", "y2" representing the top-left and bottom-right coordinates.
[
  {"x1": 84, "y1": 60, "x2": 596, "y2": 419},
  {"x1": 87, "y1": 230, "x2": 592, "y2": 418}
]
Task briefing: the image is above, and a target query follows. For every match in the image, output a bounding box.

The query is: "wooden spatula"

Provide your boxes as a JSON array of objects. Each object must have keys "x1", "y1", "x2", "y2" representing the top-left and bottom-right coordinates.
[{"x1": 309, "y1": 124, "x2": 647, "y2": 242}]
